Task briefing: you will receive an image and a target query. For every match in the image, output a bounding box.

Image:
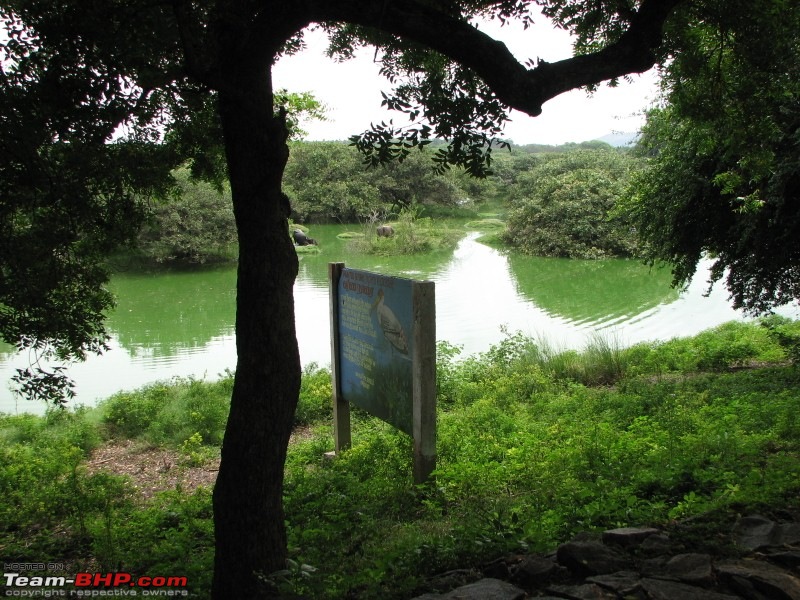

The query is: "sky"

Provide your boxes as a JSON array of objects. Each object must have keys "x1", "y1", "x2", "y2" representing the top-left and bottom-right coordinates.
[{"x1": 272, "y1": 14, "x2": 662, "y2": 147}]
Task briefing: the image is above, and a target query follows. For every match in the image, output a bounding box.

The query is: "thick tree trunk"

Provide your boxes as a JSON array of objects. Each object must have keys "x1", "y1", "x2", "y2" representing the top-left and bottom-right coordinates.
[{"x1": 210, "y1": 62, "x2": 299, "y2": 598}]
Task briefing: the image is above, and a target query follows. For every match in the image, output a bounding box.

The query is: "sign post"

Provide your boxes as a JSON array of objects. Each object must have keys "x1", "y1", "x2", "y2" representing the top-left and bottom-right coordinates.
[
  {"x1": 329, "y1": 263, "x2": 436, "y2": 483},
  {"x1": 329, "y1": 263, "x2": 351, "y2": 453}
]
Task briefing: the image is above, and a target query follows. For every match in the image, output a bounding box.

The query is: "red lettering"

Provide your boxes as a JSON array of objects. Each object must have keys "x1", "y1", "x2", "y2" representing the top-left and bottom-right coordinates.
[
  {"x1": 94, "y1": 573, "x2": 114, "y2": 586},
  {"x1": 75, "y1": 573, "x2": 92, "y2": 587},
  {"x1": 113, "y1": 573, "x2": 132, "y2": 586}
]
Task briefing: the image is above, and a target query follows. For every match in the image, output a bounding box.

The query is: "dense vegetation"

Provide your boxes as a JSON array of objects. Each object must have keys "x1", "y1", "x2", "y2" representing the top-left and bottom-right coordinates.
[
  {"x1": 3, "y1": 2, "x2": 796, "y2": 595},
  {"x1": 129, "y1": 140, "x2": 638, "y2": 265},
  {"x1": 284, "y1": 141, "x2": 469, "y2": 223},
  {"x1": 2, "y1": 319, "x2": 799, "y2": 598},
  {"x1": 135, "y1": 167, "x2": 237, "y2": 264},
  {"x1": 502, "y1": 148, "x2": 640, "y2": 258}
]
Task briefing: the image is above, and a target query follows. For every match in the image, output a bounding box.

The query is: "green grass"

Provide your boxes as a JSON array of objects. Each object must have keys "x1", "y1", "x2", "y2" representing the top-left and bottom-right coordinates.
[
  {"x1": 1, "y1": 318, "x2": 799, "y2": 598},
  {"x1": 464, "y1": 218, "x2": 506, "y2": 230},
  {"x1": 336, "y1": 231, "x2": 365, "y2": 239}
]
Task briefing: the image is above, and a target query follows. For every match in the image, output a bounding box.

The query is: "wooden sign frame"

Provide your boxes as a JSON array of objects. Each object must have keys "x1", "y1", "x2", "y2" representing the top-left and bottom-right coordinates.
[{"x1": 329, "y1": 262, "x2": 436, "y2": 484}]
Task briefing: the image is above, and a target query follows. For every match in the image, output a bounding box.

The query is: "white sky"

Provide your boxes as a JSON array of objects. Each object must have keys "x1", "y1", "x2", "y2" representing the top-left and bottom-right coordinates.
[{"x1": 272, "y1": 14, "x2": 661, "y2": 146}]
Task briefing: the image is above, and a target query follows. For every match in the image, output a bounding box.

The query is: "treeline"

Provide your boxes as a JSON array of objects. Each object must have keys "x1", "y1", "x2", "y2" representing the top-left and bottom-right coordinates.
[{"x1": 131, "y1": 140, "x2": 641, "y2": 264}]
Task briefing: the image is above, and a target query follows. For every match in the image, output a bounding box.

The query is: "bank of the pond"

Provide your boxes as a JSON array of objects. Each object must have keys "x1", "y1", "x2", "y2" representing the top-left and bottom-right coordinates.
[{"x1": 2, "y1": 320, "x2": 799, "y2": 599}]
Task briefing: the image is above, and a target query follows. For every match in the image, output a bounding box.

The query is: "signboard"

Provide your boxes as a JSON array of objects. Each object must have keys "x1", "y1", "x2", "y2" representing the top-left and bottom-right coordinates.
[
  {"x1": 329, "y1": 263, "x2": 436, "y2": 483},
  {"x1": 338, "y1": 268, "x2": 414, "y2": 434}
]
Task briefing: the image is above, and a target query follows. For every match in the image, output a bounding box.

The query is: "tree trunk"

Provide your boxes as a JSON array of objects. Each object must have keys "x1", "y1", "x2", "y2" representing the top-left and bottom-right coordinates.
[{"x1": 211, "y1": 60, "x2": 299, "y2": 598}]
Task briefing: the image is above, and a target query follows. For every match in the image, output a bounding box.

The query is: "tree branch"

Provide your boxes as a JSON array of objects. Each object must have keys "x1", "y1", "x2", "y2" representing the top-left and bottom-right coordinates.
[{"x1": 301, "y1": 0, "x2": 683, "y2": 116}]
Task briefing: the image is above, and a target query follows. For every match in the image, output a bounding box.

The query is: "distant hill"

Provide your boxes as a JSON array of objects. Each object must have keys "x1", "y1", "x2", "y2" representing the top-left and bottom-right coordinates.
[{"x1": 595, "y1": 131, "x2": 639, "y2": 147}]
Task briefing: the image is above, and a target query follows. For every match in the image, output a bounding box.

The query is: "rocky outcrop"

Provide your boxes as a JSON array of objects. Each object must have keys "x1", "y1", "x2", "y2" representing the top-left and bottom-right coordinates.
[{"x1": 410, "y1": 511, "x2": 800, "y2": 599}]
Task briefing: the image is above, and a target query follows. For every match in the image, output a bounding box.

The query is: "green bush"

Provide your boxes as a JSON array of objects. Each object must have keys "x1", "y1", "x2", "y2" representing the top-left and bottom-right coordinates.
[
  {"x1": 296, "y1": 363, "x2": 333, "y2": 426},
  {"x1": 761, "y1": 314, "x2": 800, "y2": 364},
  {"x1": 503, "y1": 149, "x2": 641, "y2": 258},
  {"x1": 103, "y1": 383, "x2": 172, "y2": 439},
  {"x1": 102, "y1": 376, "x2": 231, "y2": 447},
  {"x1": 136, "y1": 166, "x2": 237, "y2": 264}
]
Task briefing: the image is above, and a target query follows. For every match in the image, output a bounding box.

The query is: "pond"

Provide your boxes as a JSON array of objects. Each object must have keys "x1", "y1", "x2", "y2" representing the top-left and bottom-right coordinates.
[{"x1": 2, "y1": 223, "x2": 797, "y2": 414}]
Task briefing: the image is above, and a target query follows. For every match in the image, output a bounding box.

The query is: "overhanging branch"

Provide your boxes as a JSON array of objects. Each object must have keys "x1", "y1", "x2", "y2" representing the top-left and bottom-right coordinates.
[{"x1": 300, "y1": 0, "x2": 683, "y2": 116}]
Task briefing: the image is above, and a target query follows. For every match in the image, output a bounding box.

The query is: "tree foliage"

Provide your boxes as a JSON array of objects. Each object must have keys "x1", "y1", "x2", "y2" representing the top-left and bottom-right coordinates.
[
  {"x1": 136, "y1": 167, "x2": 237, "y2": 264},
  {"x1": 624, "y1": 0, "x2": 800, "y2": 313},
  {"x1": 0, "y1": 3, "x2": 184, "y2": 402},
  {"x1": 284, "y1": 142, "x2": 463, "y2": 222},
  {"x1": 504, "y1": 148, "x2": 640, "y2": 258}
]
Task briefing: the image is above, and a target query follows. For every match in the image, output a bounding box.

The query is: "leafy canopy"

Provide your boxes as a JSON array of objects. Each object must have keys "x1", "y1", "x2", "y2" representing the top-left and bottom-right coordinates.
[{"x1": 624, "y1": 0, "x2": 800, "y2": 313}]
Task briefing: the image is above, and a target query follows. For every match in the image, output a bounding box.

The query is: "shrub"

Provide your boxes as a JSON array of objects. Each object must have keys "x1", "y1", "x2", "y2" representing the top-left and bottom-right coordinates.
[
  {"x1": 761, "y1": 314, "x2": 800, "y2": 364},
  {"x1": 296, "y1": 363, "x2": 333, "y2": 426},
  {"x1": 503, "y1": 149, "x2": 641, "y2": 258},
  {"x1": 102, "y1": 376, "x2": 230, "y2": 447}
]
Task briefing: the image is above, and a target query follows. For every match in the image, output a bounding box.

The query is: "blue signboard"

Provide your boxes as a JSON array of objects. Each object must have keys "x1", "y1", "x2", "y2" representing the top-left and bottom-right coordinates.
[{"x1": 337, "y1": 268, "x2": 414, "y2": 434}]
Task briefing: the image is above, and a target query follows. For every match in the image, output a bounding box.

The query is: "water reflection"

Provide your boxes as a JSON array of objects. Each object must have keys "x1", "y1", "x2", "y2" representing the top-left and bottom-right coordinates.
[
  {"x1": 506, "y1": 252, "x2": 679, "y2": 326},
  {"x1": 107, "y1": 266, "x2": 236, "y2": 357},
  {"x1": 3, "y1": 226, "x2": 797, "y2": 414}
]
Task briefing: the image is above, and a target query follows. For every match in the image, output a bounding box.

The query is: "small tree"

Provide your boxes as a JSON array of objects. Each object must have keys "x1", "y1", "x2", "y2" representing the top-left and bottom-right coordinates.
[{"x1": 137, "y1": 167, "x2": 237, "y2": 264}]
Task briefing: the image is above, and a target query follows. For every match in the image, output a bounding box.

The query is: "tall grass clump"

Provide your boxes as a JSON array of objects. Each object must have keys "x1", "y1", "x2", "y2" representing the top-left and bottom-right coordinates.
[
  {"x1": 296, "y1": 362, "x2": 333, "y2": 425},
  {"x1": 352, "y1": 208, "x2": 462, "y2": 255}
]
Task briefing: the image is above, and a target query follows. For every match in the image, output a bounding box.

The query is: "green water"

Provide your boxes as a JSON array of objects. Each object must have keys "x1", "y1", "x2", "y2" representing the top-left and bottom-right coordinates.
[{"x1": 3, "y1": 223, "x2": 788, "y2": 413}]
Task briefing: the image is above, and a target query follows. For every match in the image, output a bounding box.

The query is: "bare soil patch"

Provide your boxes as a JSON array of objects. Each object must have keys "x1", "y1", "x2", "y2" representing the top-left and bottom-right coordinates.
[
  {"x1": 85, "y1": 425, "x2": 318, "y2": 500},
  {"x1": 86, "y1": 439, "x2": 219, "y2": 500}
]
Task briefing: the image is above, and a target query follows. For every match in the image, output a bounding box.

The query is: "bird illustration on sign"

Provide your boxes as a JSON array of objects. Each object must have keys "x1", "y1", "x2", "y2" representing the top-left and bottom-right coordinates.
[{"x1": 371, "y1": 288, "x2": 409, "y2": 355}]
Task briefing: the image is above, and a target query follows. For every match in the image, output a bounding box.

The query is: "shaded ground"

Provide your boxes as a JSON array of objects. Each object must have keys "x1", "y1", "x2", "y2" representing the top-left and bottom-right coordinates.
[
  {"x1": 86, "y1": 439, "x2": 219, "y2": 499},
  {"x1": 85, "y1": 426, "x2": 315, "y2": 499}
]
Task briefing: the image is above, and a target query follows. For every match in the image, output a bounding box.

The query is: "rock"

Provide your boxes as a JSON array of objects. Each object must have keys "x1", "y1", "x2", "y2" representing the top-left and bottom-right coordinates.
[
  {"x1": 664, "y1": 553, "x2": 714, "y2": 586},
  {"x1": 426, "y1": 569, "x2": 480, "y2": 592},
  {"x1": 602, "y1": 527, "x2": 661, "y2": 549},
  {"x1": 717, "y1": 559, "x2": 800, "y2": 600},
  {"x1": 545, "y1": 582, "x2": 618, "y2": 599},
  {"x1": 765, "y1": 550, "x2": 800, "y2": 570},
  {"x1": 509, "y1": 554, "x2": 559, "y2": 586},
  {"x1": 482, "y1": 557, "x2": 511, "y2": 580},
  {"x1": 439, "y1": 578, "x2": 525, "y2": 600},
  {"x1": 409, "y1": 512, "x2": 800, "y2": 599},
  {"x1": 733, "y1": 514, "x2": 800, "y2": 551},
  {"x1": 639, "y1": 533, "x2": 674, "y2": 556},
  {"x1": 640, "y1": 577, "x2": 741, "y2": 600},
  {"x1": 734, "y1": 515, "x2": 781, "y2": 551},
  {"x1": 586, "y1": 571, "x2": 643, "y2": 596},
  {"x1": 556, "y1": 541, "x2": 631, "y2": 577}
]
